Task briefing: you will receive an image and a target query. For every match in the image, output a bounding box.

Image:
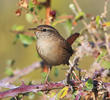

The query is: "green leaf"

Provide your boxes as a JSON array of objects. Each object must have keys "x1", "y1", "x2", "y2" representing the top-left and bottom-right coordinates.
[
  {"x1": 66, "y1": 19, "x2": 73, "y2": 34},
  {"x1": 54, "y1": 68, "x2": 59, "y2": 77},
  {"x1": 72, "y1": 91, "x2": 78, "y2": 99},
  {"x1": 25, "y1": 13, "x2": 34, "y2": 23},
  {"x1": 28, "y1": 92, "x2": 35, "y2": 99},
  {"x1": 29, "y1": 1, "x2": 34, "y2": 12},
  {"x1": 41, "y1": 72, "x2": 47, "y2": 83},
  {"x1": 13, "y1": 34, "x2": 20, "y2": 44},
  {"x1": 12, "y1": 25, "x2": 24, "y2": 31},
  {"x1": 28, "y1": 81, "x2": 33, "y2": 85},
  {"x1": 101, "y1": 60, "x2": 110, "y2": 68},
  {"x1": 17, "y1": 95, "x2": 23, "y2": 99},
  {"x1": 96, "y1": 16, "x2": 100, "y2": 26},
  {"x1": 10, "y1": 97, "x2": 16, "y2": 100},
  {"x1": 96, "y1": 51, "x2": 107, "y2": 62},
  {"x1": 41, "y1": 72, "x2": 47, "y2": 79},
  {"x1": 7, "y1": 59, "x2": 15, "y2": 66},
  {"x1": 35, "y1": 6, "x2": 38, "y2": 15},
  {"x1": 37, "y1": 91, "x2": 43, "y2": 96},
  {"x1": 75, "y1": 12, "x2": 85, "y2": 21},
  {"x1": 19, "y1": 34, "x2": 34, "y2": 46},
  {"x1": 36, "y1": 5, "x2": 43, "y2": 10},
  {"x1": 85, "y1": 78, "x2": 93, "y2": 90},
  {"x1": 5, "y1": 67, "x2": 13, "y2": 76}
]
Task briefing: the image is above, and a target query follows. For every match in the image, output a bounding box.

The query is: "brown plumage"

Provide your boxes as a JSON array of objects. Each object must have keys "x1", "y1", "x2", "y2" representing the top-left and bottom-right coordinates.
[{"x1": 29, "y1": 25, "x2": 79, "y2": 68}]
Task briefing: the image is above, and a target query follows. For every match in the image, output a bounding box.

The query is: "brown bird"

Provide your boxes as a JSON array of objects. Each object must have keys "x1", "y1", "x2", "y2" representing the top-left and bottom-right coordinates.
[{"x1": 29, "y1": 25, "x2": 79, "y2": 79}]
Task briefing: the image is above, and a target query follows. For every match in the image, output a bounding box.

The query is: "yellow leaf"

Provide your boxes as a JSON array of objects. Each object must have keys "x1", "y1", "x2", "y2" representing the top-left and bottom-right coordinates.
[
  {"x1": 103, "y1": 22, "x2": 110, "y2": 27},
  {"x1": 56, "y1": 86, "x2": 69, "y2": 99},
  {"x1": 50, "y1": 92, "x2": 56, "y2": 98}
]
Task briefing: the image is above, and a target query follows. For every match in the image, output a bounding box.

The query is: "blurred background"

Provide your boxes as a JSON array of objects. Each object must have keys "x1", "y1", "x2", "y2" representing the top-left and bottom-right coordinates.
[{"x1": 0, "y1": 0, "x2": 110, "y2": 84}]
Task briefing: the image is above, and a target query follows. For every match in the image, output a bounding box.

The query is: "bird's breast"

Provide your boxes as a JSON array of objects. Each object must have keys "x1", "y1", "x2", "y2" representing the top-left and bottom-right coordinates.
[
  {"x1": 37, "y1": 38, "x2": 56, "y2": 56},
  {"x1": 36, "y1": 37, "x2": 71, "y2": 65}
]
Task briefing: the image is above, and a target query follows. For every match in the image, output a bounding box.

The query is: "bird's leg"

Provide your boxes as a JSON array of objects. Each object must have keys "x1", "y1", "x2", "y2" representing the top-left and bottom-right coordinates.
[
  {"x1": 41, "y1": 61, "x2": 51, "y2": 83},
  {"x1": 45, "y1": 67, "x2": 50, "y2": 83}
]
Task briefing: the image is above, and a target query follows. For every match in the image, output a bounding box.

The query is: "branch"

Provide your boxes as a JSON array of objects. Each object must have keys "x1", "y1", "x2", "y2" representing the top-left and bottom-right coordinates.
[
  {"x1": 67, "y1": 57, "x2": 80, "y2": 84},
  {"x1": 73, "y1": 0, "x2": 102, "y2": 52},
  {"x1": 0, "y1": 62, "x2": 41, "y2": 84},
  {"x1": 0, "y1": 82, "x2": 65, "y2": 99},
  {"x1": 11, "y1": 30, "x2": 35, "y2": 37},
  {"x1": 0, "y1": 77, "x2": 109, "y2": 99},
  {"x1": 45, "y1": 0, "x2": 51, "y2": 25}
]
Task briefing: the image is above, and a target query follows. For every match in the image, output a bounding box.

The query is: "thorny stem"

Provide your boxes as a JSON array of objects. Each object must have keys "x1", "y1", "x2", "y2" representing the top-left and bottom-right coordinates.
[
  {"x1": 3, "y1": 0, "x2": 110, "y2": 99},
  {"x1": 0, "y1": 82, "x2": 65, "y2": 99}
]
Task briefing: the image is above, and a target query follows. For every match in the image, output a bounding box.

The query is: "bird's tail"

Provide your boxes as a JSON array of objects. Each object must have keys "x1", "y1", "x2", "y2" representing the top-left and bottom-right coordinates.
[{"x1": 66, "y1": 33, "x2": 80, "y2": 45}]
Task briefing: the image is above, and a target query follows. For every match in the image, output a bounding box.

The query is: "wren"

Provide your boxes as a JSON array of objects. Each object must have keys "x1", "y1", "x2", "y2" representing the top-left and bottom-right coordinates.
[{"x1": 29, "y1": 25, "x2": 79, "y2": 71}]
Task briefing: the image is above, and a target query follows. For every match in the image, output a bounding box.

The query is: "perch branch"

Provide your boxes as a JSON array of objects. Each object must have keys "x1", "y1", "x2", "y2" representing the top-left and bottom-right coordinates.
[{"x1": 0, "y1": 82, "x2": 65, "y2": 99}]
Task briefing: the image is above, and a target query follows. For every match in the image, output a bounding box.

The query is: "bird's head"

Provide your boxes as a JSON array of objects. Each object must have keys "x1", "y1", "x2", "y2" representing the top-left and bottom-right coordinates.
[{"x1": 29, "y1": 25, "x2": 58, "y2": 38}]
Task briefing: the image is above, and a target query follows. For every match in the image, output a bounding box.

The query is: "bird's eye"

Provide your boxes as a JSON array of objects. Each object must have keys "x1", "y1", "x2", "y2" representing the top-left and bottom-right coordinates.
[{"x1": 42, "y1": 28, "x2": 47, "y2": 32}]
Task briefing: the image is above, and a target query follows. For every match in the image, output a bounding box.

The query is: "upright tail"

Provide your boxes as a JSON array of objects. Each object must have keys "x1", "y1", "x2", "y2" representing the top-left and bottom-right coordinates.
[{"x1": 66, "y1": 33, "x2": 80, "y2": 45}]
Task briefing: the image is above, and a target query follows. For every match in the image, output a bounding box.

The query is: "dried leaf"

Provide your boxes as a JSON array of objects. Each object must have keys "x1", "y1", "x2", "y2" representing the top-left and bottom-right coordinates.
[
  {"x1": 16, "y1": 9, "x2": 22, "y2": 16},
  {"x1": 18, "y1": 0, "x2": 28, "y2": 9}
]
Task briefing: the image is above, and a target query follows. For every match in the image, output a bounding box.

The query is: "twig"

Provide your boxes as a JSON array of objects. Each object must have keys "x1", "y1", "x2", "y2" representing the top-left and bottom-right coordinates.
[
  {"x1": 58, "y1": 15, "x2": 74, "y2": 19},
  {"x1": 101, "y1": 0, "x2": 109, "y2": 18},
  {"x1": 73, "y1": 0, "x2": 101, "y2": 52},
  {"x1": 52, "y1": 19, "x2": 67, "y2": 26},
  {"x1": 0, "y1": 62, "x2": 41, "y2": 84},
  {"x1": 73, "y1": 0, "x2": 82, "y2": 12},
  {"x1": 52, "y1": 15, "x2": 74, "y2": 26},
  {"x1": 11, "y1": 30, "x2": 35, "y2": 37},
  {"x1": 105, "y1": 33, "x2": 110, "y2": 55},
  {"x1": 67, "y1": 57, "x2": 80, "y2": 84}
]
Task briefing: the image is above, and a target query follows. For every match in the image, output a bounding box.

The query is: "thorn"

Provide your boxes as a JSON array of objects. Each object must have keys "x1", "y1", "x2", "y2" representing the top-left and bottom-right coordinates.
[{"x1": 21, "y1": 81, "x2": 26, "y2": 87}]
